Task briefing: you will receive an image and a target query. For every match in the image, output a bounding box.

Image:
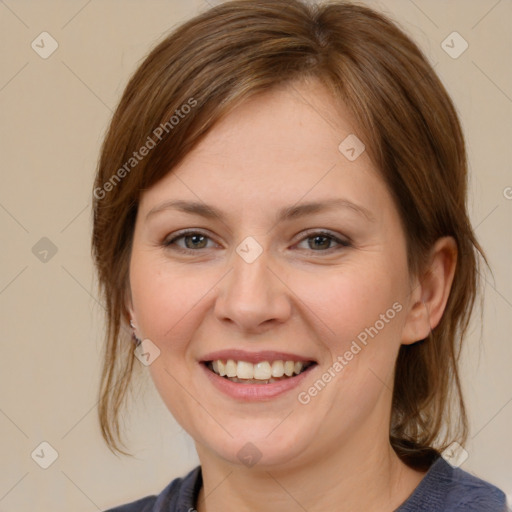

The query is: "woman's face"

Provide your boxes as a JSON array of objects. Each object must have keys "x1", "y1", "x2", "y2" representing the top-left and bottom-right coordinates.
[{"x1": 128, "y1": 79, "x2": 417, "y2": 469}]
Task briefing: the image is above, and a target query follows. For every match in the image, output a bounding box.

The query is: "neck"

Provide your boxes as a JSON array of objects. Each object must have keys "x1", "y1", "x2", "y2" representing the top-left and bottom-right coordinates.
[{"x1": 195, "y1": 430, "x2": 427, "y2": 512}]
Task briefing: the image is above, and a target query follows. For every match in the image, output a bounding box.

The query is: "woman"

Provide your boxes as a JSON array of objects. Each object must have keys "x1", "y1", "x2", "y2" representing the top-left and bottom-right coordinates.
[{"x1": 92, "y1": 1, "x2": 508, "y2": 510}]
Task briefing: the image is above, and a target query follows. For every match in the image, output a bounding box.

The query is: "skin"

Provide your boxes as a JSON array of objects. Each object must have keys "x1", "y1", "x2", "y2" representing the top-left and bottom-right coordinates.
[{"x1": 127, "y1": 78, "x2": 457, "y2": 512}]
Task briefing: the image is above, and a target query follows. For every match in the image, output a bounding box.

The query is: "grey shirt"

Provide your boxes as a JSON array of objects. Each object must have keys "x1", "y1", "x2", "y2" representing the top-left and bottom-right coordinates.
[{"x1": 104, "y1": 455, "x2": 508, "y2": 511}]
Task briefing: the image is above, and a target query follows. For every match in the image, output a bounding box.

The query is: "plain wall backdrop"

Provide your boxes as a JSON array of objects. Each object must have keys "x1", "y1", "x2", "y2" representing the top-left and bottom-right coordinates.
[{"x1": 0, "y1": 0, "x2": 511, "y2": 510}]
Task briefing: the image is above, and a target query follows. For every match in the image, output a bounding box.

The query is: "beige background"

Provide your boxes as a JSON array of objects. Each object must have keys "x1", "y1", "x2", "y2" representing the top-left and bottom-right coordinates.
[{"x1": 0, "y1": 0, "x2": 511, "y2": 510}]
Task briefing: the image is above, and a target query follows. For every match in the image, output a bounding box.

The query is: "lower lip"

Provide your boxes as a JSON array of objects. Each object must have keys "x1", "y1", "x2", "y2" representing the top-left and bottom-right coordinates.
[{"x1": 200, "y1": 363, "x2": 316, "y2": 401}]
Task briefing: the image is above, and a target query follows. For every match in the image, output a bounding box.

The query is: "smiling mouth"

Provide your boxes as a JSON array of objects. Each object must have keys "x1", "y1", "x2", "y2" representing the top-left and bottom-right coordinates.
[{"x1": 205, "y1": 359, "x2": 317, "y2": 384}]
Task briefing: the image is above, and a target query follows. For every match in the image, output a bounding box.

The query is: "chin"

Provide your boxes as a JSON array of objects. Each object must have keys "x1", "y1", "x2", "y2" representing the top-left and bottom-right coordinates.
[{"x1": 198, "y1": 422, "x2": 315, "y2": 469}]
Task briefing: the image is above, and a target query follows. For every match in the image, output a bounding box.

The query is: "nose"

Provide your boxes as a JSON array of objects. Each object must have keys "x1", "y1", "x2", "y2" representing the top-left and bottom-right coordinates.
[{"x1": 214, "y1": 247, "x2": 292, "y2": 334}]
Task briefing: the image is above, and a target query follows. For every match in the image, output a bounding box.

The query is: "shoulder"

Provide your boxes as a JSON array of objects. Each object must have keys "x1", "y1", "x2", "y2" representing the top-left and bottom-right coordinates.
[
  {"x1": 397, "y1": 456, "x2": 507, "y2": 512},
  {"x1": 103, "y1": 466, "x2": 202, "y2": 512},
  {"x1": 447, "y1": 462, "x2": 507, "y2": 511},
  {"x1": 104, "y1": 495, "x2": 156, "y2": 512}
]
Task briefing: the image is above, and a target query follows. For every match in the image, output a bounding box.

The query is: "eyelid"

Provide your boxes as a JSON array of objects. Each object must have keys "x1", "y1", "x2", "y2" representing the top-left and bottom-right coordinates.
[{"x1": 295, "y1": 228, "x2": 351, "y2": 245}]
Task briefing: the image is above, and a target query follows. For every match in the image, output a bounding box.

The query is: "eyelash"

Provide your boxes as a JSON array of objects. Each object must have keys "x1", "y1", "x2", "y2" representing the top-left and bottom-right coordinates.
[{"x1": 163, "y1": 229, "x2": 351, "y2": 254}]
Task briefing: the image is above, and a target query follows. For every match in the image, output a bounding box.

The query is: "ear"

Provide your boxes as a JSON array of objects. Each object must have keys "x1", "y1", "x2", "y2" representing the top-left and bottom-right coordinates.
[
  {"x1": 123, "y1": 282, "x2": 136, "y2": 327},
  {"x1": 401, "y1": 236, "x2": 457, "y2": 345}
]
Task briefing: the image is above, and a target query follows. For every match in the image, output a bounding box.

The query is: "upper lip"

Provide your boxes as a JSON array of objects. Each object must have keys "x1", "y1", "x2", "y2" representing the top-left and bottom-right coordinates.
[{"x1": 200, "y1": 349, "x2": 317, "y2": 364}]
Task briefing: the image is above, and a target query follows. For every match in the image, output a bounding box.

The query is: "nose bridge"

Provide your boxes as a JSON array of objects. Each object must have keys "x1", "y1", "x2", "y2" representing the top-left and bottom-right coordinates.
[
  {"x1": 234, "y1": 244, "x2": 273, "y2": 295},
  {"x1": 214, "y1": 241, "x2": 291, "y2": 330}
]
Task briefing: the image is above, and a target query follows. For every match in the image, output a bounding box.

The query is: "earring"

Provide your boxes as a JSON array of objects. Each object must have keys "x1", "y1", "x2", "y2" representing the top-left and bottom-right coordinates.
[{"x1": 130, "y1": 319, "x2": 142, "y2": 346}]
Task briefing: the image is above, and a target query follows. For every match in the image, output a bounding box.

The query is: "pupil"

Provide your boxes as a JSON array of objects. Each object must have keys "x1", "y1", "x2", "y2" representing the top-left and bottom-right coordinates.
[
  {"x1": 311, "y1": 235, "x2": 330, "y2": 250},
  {"x1": 186, "y1": 234, "x2": 206, "y2": 249}
]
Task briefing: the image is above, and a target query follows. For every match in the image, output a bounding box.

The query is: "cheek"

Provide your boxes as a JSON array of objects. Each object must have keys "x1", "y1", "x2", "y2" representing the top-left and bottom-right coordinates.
[
  {"x1": 299, "y1": 262, "x2": 405, "y2": 353},
  {"x1": 129, "y1": 255, "x2": 209, "y2": 349},
  {"x1": 130, "y1": 257, "x2": 212, "y2": 428}
]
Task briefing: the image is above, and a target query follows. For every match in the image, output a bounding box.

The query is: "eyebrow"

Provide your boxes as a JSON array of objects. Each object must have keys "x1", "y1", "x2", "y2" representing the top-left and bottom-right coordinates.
[{"x1": 145, "y1": 198, "x2": 376, "y2": 223}]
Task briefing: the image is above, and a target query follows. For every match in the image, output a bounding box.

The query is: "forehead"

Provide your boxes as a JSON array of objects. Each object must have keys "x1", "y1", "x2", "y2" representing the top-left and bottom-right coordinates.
[
  {"x1": 188, "y1": 79, "x2": 361, "y2": 167},
  {"x1": 138, "y1": 79, "x2": 390, "y2": 224}
]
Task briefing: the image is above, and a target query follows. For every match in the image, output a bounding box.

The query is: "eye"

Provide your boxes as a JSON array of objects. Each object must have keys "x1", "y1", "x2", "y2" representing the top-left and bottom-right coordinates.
[
  {"x1": 163, "y1": 230, "x2": 218, "y2": 252},
  {"x1": 295, "y1": 231, "x2": 351, "y2": 252},
  {"x1": 163, "y1": 229, "x2": 351, "y2": 254}
]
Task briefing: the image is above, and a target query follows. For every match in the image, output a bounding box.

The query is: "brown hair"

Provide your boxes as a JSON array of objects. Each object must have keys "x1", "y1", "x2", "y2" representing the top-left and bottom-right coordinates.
[{"x1": 92, "y1": 0, "x2": 488, "y2": 468}]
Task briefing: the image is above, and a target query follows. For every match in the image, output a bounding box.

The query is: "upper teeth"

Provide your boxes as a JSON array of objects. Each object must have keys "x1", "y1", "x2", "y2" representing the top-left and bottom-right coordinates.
[{"x1": 211, "y1": 360, "x2": 306, "y2": 380}]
